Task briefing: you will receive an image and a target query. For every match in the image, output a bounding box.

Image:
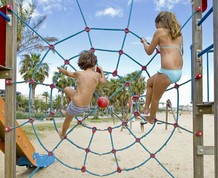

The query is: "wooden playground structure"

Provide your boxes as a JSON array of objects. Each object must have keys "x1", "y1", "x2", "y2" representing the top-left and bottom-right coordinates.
[
  {"x1": 0, "y1": 0, "x2": 218, "y2": 177},
  {"x1": 0, "y1": 96, "x2": 37, "y2": 166}
]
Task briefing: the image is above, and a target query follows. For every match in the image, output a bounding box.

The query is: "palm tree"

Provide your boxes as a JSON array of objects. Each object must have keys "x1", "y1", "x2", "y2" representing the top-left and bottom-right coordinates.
[
  {"x1": 103, "y1": 71, "x2": 146, "y2": 114},
  {"x1": 42, "y1": 91, "x2": 49, "y2": 112},
  {"x1": 19, "y1": 53, "x2": 49, "y2": 111},
  {"x1": 125, "y1": 71, "x2": 146, "y2": 96},
  {"x1": 0, "y1": 0, "x2": 58, "y2": 55},
  {"x1": 0, "y1": 1, "x2": 6, "y2": 6},
  {"x1": 53, "y1": 94, "x2": 62, "y2": 111},
  {"x1": 53, "y1": 68, "x2": 76, "y2": 111}
]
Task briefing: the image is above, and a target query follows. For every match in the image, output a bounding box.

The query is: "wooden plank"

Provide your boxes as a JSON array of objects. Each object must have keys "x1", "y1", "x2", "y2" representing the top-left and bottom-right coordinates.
[
  {"x1": 197, "y1": 146, "x2": 214, "y2": 155},
  {"x1": 196, "y1": 102, "x2": 214, "y2": 114},
  {"x1": 5, "y1": 1, "x2": 17, "y2": 177},
  {"x1": 192, "y1": 0, "x2": 204, "y2": 178},
  {"x1": 213, "y1": 0, "x2": 218, "y2": 177},
  {"x1": 0, "y1": 69, "x2": 11, "y2": 79}
]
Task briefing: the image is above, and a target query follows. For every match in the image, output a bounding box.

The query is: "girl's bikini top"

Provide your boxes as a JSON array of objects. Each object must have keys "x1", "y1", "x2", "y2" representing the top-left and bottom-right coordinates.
[{"x1": 158, "y1": 42, "x2": 183, "y2": 56}]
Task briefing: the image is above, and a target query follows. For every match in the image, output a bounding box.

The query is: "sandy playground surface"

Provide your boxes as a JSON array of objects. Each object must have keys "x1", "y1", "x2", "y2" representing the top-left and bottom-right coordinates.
[{"x1": 0, "y1": 112, "x2": 215, "y2": 178}]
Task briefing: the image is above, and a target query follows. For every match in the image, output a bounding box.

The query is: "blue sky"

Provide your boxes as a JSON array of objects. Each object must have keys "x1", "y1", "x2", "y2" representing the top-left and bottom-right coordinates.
[{"x1": 0, "y1": 0, "x2": 214, "y2": 106}]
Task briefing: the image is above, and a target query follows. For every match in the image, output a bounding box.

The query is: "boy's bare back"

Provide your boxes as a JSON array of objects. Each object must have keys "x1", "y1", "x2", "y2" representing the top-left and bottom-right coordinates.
[
  {"x1": 59, "y1": 51, "x2": 106, "y2": 108},
  {"x1": 73, "y1": 69, "x2": 102, "y2": 107}
]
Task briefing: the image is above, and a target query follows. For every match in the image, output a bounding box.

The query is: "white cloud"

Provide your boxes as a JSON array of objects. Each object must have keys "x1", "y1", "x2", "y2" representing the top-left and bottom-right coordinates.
[
  {"x1": 95, "y1": 7, "x2": 123, "y2": 18},
  {"x1": 38, "y1": 0, "x2": 64, "y2": 14},
  {"x1": 154, "y1": 0, "x2": 189, "y2": 11}
]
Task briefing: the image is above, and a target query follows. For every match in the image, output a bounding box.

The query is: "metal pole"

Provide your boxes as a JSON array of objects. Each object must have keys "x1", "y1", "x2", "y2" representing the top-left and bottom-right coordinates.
[
  {"x1": 5, "y1": 0, "x2": 17, "y2": 178},
  {"x1": 213, "y1": 0, "x2": 218, "y2": 177}
]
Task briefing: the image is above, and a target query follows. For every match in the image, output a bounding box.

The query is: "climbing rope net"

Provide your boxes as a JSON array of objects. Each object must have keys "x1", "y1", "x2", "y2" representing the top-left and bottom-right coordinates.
[{"x1": 4, "y1": 0, "x2": 205, "y2": 177}]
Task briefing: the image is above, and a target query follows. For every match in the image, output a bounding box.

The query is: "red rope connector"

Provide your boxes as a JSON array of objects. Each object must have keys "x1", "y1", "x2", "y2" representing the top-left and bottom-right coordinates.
[
  {"x1": 195, "y1": 74, "x2": 202, "y2": 79},
  {"x1": 117, "y1": 166, "x2": 122, "y2": 173},
  {"x1": 173, "y1": 123, "x2": 178, "y2": 128},
  {"x1": 142, "y1": 66, "x2": 147, "y2": 71},
  {"x1": 6, "y1": 4, "x2": 13, "y2": 11},
  {"x1": 5, "y1": 79, "x2": 12, "y2": 85},
  {"x1": 62, "y1": 135, "x2": 67, "y2": 140},
  {"x1": 49, "y1": 44, "x2": 55, "y2": 50},
  {"x1": 156, "y1": 48, "x2": 160, "y2": 54},
  {"x1": 64, "y1": 60, "x2": 70, "y2": 65},
  {"x1": 136, "y1": 138, "x2": 140, "y2": 143},
  {"x1": 92, "y1": 127, "x2": 97, "y2": 134},
  {"x1": 122, "y1": 121, "x2": 127, "y2": 127},
  {"x1": 154, "y1": 118, "x2": 157, "y2": 123},
  {"x1": 78, "y1": 120, "x2": 83, "y2": 125},
  {"x1": 48, "y1": 151, "x2": 53, "y2": 156},
  {"x1": 108, "y1": 127, "x2": 112, "y2": 134},
  {"x1": 111, "y1": 149, "x2": 116, "y2": 154},
  {"x1": 134, "y1": 111, "x2": 140, "y2": 117},
  {"x1": 96, "y1": 67, "x2": 101, "y2": 74},
  {"x1": 118, "y1": 50, "x2": 124, "y2": 55},
  {"x1": 174, "y1": 83, "x2": 180, "y2": 89},
  {"x1": 85, "y1": 26, "x2": 90, "y2": 32},
  {"x1": 196, "y1": 6, "x2": 201, "y2": 12},
  {"x1": 150, "y1": 153, "x2": 155, "y2": 158},
  {"x1": 5, "y1": 126, "x2": 12, "y2": 132},
  {"x1": 196, "y1": 130, "x2": 203, "y2": 137},
  {"x1": 49, "y1": 112, "x2": 55, "y2": 117},
  {"x1": 90, "y1": 47, "x2": 95, "y2": 53},
  {"x1": 81, "y1": 166, "x2": 86, "y2": 173},
  {"x1": 85, "y1": 148, "x2": 90, "y2": 153},
  {"x1": 132, "y1": 95, "x2": 139, "y2": 101},
  {"x1": 50, "y1": 83, "x2": 55, "y2": 89},
  {"x1": 112, "y1": 70, "x2": 118, "y2": 77},
  {"x1": 125, "y1": 81, "x2": 130, "y2": 87},
  {"x1": 29, "y1": 78, "x2": 35, "y2": 85},
  {"x1": 124, "y1": 28, "x2": 130, "y2": 33},
  {"x1": 28, "y1": 118, "x2": 35, "y2": 124}
]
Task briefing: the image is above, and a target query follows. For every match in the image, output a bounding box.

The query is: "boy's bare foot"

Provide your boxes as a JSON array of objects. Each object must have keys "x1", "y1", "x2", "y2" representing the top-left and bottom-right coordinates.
[
  {"x1": 61, "y1": 109, "x2": 66, "y2": 116},
  {"x1": 145, "y1": 116, "x2": 154, "y2": 124},
  {"x1": 58, "y1": 129, "x2": 66, "y2": 139}
]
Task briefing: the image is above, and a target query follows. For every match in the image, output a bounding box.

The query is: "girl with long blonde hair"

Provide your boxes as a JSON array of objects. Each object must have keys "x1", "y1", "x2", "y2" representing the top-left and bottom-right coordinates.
[{"x1": 141, "y1": 11, "x2": 183, "y2": 124}]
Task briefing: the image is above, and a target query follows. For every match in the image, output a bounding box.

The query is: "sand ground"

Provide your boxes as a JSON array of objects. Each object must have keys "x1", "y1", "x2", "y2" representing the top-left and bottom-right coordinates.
[{"x1": 0, "y1": 112, "x2": 215, "y2": 178}]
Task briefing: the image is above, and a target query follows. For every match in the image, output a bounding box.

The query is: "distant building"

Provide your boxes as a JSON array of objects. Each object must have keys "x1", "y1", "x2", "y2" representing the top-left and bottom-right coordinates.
[{"x1": 179, "y1": 104, "x2": 193, "y2": 112}]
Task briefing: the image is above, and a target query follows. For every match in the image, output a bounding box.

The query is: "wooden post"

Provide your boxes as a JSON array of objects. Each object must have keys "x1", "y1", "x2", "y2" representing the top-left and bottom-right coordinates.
[
  {"x1": 213, "y1": 0, "x2": 218, "y2": 177},
  {"x1": 5, "y1": 0, "x2": 17, "y2": 178},
  {"x1": 192, "y1": 0, "x2": 204, "y2": 178}
]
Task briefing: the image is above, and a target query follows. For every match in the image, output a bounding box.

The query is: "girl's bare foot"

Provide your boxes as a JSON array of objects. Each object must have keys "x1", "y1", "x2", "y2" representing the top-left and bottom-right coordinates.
[
  {"x1": 58, "y1": 129, "x2": 66, "y2": 139},
  {"x1": 145, "y1": 116, "x2": 154, "y2": 124},
  {"x1": 144, "y1": 108, "x2": 150, "y2": 115}
]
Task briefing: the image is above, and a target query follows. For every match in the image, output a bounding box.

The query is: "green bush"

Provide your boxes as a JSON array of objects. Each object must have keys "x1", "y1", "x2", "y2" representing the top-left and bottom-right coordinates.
[
  {"x1": 16, "y1": 112, "x2": 29, "y2": 119},
  {"x1": 16, "y1": 111, "x2": 63, "y2": 120}
]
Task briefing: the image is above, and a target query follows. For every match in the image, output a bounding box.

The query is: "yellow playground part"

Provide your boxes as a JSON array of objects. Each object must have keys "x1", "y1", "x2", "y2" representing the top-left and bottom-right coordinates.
[
  {"x1": 0, "y1": 96, "x2": 55, "y2": 168},
  {"x1": 0, "y1": 96, "x2": 36, "y2": 166}
]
